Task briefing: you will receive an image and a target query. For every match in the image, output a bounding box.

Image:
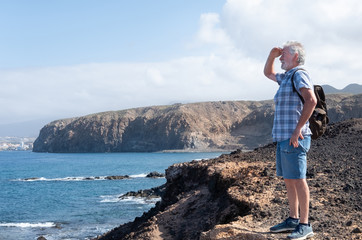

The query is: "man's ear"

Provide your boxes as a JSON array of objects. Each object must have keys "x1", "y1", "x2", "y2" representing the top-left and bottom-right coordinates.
[{"x1": 293, "y1": 53, "x2": 299, "y2": 64}]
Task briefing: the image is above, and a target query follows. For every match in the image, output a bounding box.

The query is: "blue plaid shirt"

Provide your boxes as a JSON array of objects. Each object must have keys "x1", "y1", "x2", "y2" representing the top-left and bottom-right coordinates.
[{"x1": 272, "y1": 66, "x2": 313, "y2": 142}]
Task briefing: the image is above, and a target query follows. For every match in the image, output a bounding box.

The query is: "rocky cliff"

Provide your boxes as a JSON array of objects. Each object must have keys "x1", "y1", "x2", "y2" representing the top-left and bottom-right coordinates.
[
  {"x1": 33, "y1": 94, "x2": 362, "y2": 153},
  {"x1": 94, "y1": 118, "x2": 362, "y2": 240}
]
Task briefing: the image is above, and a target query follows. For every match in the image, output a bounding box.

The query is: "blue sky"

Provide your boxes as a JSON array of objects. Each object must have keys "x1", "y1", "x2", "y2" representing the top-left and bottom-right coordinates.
[
  {"x1": 0, "y1": 0, "x2": 224, "y2": 68},
  {"x1": 1, "y1": 0, "x2": 361, "y2": 132}
]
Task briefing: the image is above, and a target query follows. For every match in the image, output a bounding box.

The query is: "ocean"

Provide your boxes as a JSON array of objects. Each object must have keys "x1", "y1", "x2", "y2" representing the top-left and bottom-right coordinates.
[{"x1": 0, "y1": 151, "x2": 225, "y2": 240}]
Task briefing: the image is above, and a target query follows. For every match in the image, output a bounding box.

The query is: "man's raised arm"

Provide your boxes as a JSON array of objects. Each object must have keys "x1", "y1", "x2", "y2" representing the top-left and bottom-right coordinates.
[{"x1": 264, "y1": 47, "x2": 282, "y2": 82}]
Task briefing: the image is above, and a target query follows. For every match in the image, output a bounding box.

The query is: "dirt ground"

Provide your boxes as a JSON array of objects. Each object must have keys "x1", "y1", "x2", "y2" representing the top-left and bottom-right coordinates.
[{"x1": 95, "y1": 118, "x2": 361, "y2": 240}]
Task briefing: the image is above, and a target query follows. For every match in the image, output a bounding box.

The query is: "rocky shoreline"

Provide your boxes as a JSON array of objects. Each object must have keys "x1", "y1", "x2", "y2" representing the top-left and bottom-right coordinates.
[
  {"x1": 119, "y1": 184, "x2": 166, "y2": 200},
  {"x1": 93, "y1": 118, "x2": 362, "y2": 240}
]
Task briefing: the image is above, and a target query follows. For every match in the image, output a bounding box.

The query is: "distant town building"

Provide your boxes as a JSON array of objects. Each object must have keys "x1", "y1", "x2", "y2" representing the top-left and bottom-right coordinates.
[{"x1": 0, "y1": 137, "x2": 34, "y2": 151}]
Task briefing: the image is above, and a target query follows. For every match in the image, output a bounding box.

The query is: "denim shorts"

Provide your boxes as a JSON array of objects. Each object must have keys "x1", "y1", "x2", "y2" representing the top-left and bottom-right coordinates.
[{"x1": 276, "y1": 136, "x2": 311, "y2": 179}]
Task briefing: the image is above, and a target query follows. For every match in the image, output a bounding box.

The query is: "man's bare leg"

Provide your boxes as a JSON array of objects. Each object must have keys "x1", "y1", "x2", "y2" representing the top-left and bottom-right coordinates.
[{"x1": 284, "y1": 178, "x2": 310, "y2": 223}]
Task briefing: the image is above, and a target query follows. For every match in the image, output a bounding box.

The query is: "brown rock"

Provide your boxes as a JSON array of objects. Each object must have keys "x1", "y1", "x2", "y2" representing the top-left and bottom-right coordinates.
[
  {"x1": 146, "y1": 171, "x2": 165, "y2": 178},
  {"x1": 105, "y1": 175, "x2": 129, "y2": 180},
  {"x1": 119, "y1": 185, "x2": 165, "y2": 199}
]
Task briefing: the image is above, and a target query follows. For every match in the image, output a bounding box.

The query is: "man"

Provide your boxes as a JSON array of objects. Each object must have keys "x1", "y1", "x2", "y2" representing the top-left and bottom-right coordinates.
[{"x1": 264, "y1": 41, "x2": 317, "y2": 240}]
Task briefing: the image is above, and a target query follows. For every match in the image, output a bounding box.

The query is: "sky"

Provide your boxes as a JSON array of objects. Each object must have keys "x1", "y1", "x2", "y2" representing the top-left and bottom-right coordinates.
[{"x1": 1, "y1": 0, "x2": 361, "y2": 131}]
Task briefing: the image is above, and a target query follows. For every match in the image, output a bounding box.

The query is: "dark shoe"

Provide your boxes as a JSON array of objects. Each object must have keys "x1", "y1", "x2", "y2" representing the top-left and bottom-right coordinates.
[
  {"x1": 287, "y1": 223, "x2": 314, "y2": 239},
  {"x1": 270, "y1": 217, "x2": 299, "y2": 233}
]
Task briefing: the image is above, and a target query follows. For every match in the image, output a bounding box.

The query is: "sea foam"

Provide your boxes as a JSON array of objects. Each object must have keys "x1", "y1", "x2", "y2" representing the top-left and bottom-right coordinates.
[
  {"x1": 129, "y1": 173, "x2": 148, "y2": 178},
  {"x1": 17, "y1": 176, "x2": 112, "y2": 182},
  {"x1": 16, "y1": 173, "x2": 152, "y2": 182},
  {"x1": 100, "y1": 195, "x2": 161, "y2": 204},
  {"x1": 0, "y1": 222, "x2": 56, "y2": 228}
]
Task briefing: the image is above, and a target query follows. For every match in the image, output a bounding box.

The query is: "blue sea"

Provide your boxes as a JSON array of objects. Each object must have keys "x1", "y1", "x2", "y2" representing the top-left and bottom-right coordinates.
[{"x1": 0, "y1": 151, "x2": 225, "y2": 240}]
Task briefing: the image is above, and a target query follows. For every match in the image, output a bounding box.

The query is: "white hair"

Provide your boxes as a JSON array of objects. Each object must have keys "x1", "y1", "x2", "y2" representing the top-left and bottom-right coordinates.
[{"x1": 283, "y1": 41, "x2": 306, "y2": 65}]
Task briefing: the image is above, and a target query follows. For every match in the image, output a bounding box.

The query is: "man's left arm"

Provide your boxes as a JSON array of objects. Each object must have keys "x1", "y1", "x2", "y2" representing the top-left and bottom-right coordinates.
[{"x1": 290, "y1": 88, "x2": 317, "y2": 147}]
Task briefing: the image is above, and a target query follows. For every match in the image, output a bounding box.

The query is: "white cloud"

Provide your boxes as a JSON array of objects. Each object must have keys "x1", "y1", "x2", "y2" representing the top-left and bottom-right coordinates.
[
  {"x1": 210, "y1": 0, "x2": 362, "y2": 88},
  {"x1": 0, "y1": 53, "x2": 275, "y2": 124},
  {"x1": 196, "y1": 13, "x2": 232, "y2": 47},
  {"x1": 146, "y1": 67, "x2": 164, "y2": 86}
]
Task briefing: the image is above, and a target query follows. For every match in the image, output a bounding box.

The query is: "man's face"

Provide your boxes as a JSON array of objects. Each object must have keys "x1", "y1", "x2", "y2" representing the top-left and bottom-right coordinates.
[{"x1": 280, "y1": 47, "x2": 296, "y2": 71}]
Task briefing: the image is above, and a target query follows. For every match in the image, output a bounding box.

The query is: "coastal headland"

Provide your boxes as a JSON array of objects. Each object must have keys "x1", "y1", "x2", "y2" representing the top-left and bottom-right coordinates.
[
  {"x1": 93, "y1": 118, "x2": 361, "y2": 240},
  {"x1": 33, "y1": 94, "x2": 361, "y2": 153}
]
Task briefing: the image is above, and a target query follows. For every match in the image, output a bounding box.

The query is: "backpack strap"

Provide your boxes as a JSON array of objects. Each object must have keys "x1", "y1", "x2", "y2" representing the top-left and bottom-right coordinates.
[{"x1": 291, "y1": 68, "x2": 306, "y2": 104}]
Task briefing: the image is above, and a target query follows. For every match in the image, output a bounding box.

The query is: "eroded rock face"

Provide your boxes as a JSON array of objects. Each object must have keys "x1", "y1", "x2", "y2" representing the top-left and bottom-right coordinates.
[
  {"x1": 33, "y1": 94, "x2": 362, "y2": 153},
  {"x1": 33, "y1": 101, "x2": 274, "y2": 152},
  {"x1": 94, "y1": 118, "x2": 362, "y2": 240}
]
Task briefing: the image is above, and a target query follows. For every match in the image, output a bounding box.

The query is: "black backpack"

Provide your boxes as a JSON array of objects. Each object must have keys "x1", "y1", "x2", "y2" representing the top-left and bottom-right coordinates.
[{"x1": 291, "y1": 69, "x2": 329, "y2": 139}]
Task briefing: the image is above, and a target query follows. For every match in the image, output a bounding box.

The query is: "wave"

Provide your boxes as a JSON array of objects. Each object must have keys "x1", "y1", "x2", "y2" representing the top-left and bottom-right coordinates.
[
  {"x1": 15, "y1": 176, "x2": 109, "y2": 182},
  {"x1": 100, "y1": 195, "x2": 161, "y2": 204},
  {"x1": 99, "y1": 194, "x2": 123, "y2": 203},
  {"x1": 120, "y1": 196, "x2": 161, "y2": 204},
  {"x1": 0, "y1": 222, "x2": 57, "y2": 228},
  {"x1": 129, "y1": 173, "x2": 147, "y2": 178},
  {"x1": 14, "y1": 172, "x2": 163, "y2": 182}
]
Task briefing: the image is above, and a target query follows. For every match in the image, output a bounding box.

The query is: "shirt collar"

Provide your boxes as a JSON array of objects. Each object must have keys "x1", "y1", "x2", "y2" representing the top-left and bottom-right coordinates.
[{"x1": 285, "y1": 65, "x2": 304, "y2": 74}]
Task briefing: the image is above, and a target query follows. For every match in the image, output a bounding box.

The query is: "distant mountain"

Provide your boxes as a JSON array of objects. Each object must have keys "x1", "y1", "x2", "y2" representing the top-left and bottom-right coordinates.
[
  {"x1": 322, "y1": 83, "x2": 362, "y2": 94},
  {"x1": 0, "y1": 118, "x2": 57, "y2": 137}
]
